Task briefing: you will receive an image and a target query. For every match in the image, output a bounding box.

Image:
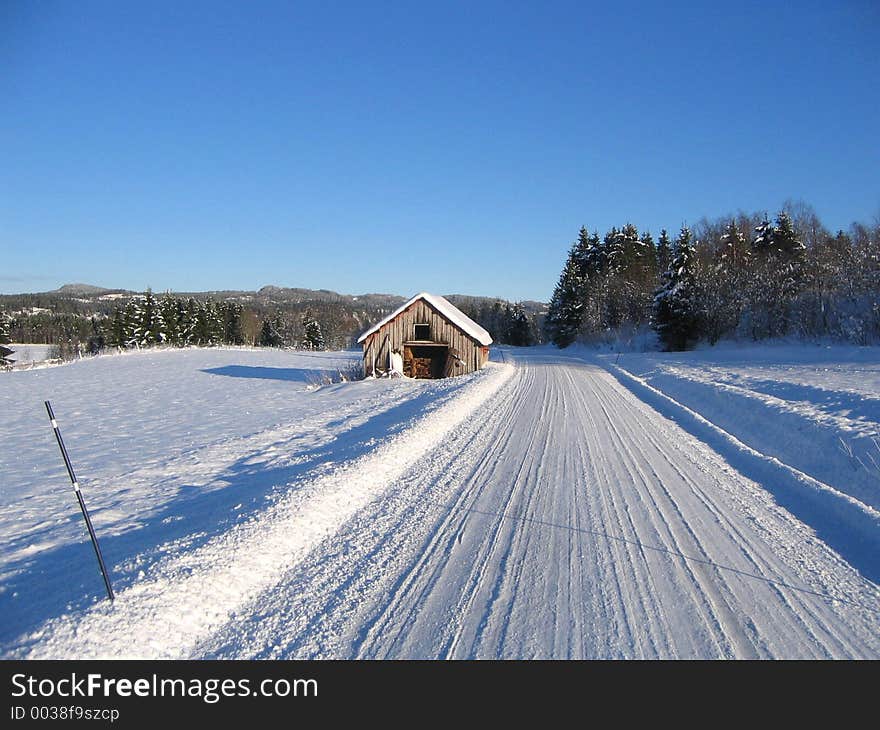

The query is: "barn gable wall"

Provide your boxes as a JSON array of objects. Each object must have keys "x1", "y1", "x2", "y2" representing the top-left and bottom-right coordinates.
[{"x1": 361, "y1": 298, "x2": 489, "y2": 377}]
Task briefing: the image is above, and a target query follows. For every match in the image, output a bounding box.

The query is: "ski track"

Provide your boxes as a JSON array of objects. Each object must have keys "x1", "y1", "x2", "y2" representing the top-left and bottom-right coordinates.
[{"x1": 195, "y1": 351, "x2": 879, "y2": 660}]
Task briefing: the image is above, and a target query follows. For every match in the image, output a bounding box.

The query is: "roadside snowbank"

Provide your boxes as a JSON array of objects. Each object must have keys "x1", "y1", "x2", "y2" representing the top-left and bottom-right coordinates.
[
  {"x1": 599, "y1": 344, "x2": 880, "y2": 512},
  {"x1": 589, "y1": 343, "x2": 880, "y2": 583}
]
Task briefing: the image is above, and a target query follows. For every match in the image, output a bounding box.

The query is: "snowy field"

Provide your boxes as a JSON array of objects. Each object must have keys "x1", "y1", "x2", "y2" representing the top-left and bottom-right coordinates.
[
  {"x1": 5, "y1": 344, "x2": 54, "y2": 367},
  {"x1": 1, "y1": 343, "x2": 878, "y2": 659}
]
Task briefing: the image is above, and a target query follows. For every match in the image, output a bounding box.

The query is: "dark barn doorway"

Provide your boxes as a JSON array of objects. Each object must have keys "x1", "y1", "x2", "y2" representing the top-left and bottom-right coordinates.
[{"x1": 404, "y1": 344, "x2": 448, "y2": 378}]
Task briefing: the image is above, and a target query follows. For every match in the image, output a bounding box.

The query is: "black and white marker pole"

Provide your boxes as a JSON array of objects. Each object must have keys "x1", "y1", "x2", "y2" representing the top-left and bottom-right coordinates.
[{"x1": 45, "y1": 401, "x2": 115, "y2": 602}]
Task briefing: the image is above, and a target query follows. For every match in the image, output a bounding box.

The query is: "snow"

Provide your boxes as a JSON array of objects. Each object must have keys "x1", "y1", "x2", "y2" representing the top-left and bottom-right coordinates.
[
  {"x1": 599, "y1": 343, "x2": 880, "y2": 516},
  {"x1": 5, "y1": 344, "x2": 54, "y2": 366},
  {"x1": 1, "y1": 343, "x2": 878, "y2": 659},
  {"x1": 1, "y1": 347, "x2": 511, "y2": 657},
  {"x1": 595, "y1": 345, "x2": 880, "y2": 586},
  {"x1": 356, "y1": 292, "x2": 492, "y2": 346},
  {"x1": 198, "y1": 346, "x2": 879, "y2": 659}
]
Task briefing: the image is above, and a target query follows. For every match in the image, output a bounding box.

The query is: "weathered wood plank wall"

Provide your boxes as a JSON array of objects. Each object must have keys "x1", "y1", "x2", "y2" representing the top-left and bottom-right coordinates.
[{"x1": 362, "y1": 299, "x2": 489, "y2": 377}]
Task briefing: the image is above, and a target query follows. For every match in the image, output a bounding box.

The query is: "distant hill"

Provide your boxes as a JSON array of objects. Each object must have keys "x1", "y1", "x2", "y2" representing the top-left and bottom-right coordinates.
[
  {"x1": 11, "y1": 283, "x2": 543, "y2": 312},
  {"x1": 53, "y1": 283, "x2": 115, "y2": 295}
]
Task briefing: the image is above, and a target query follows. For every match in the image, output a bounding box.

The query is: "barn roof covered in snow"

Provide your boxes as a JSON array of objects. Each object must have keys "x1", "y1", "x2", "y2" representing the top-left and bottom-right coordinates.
[{"x1": 356, "y1": 292, "x2": 493, "y2": 346}]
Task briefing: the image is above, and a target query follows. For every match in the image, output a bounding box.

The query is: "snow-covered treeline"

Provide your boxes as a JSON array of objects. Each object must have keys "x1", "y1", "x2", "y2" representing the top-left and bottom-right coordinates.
[
  {"x1": 105, "y1": 292, "x2": 245, "y2": 350},
  {"x1": 104, "y1": 292, "x2": 327, "y2": 352},
  {"x1": 545, "y1": 204, "x2": 880, "y2": 350}
]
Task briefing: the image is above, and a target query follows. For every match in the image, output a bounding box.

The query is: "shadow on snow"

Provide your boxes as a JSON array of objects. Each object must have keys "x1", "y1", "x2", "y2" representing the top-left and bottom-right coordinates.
[
  {"x1": 201, "y1": 365, "x2": 317, "y2": 383},
  {"x1": 0, "y1": 383, "x2": 437, "y2": 653}
]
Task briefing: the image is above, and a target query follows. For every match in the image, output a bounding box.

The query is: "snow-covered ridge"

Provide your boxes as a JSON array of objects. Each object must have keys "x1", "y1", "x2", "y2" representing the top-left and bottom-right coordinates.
[{"x1": 10, "y1": 361, "x2": 513, "y2": 658}]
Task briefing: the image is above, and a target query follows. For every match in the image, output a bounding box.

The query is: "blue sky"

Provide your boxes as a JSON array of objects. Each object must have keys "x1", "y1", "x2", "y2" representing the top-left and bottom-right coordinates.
[{"x1": 2, "y1": 1, "x2": 878, "y2": 301}]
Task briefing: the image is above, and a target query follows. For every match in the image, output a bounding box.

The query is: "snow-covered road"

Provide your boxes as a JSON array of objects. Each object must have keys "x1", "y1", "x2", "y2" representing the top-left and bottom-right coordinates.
[
  {"x1": 7, "y1": 348, "x2": 879, "y2": 658},
  {"x1": 199, "y1": 350, "x2": 879, "y2": 659}
]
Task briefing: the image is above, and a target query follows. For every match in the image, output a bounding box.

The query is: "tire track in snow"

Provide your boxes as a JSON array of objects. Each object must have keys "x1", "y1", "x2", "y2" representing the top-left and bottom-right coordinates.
[
  {"x1": 591, "y1": 379, "x2": 756, "y2": 657},
  {"x1": 598, "y1": 377, "x2": 778, "y2": 657},
  {"x1": 590, "y1": 364, "x2": 876, "y2": 657},
  {"x1": 592, "y1": 397, "x2": 677, "y2": 655},
  {"x1": 441, "y1": 372, "x2": 543, "y2": 658},
  {"x1": 210, "y1": 371, "x2": 530, "y2": 659},
  {"x1": 454, "y1": 368, "x2": 559, "y2": 658},
  {"x1": 600, "y1": 359, "x2": 880, "y2": 585},
  {"x1": 573, "y1": 371, "x2": 677, "y2": 657},
  {"x1": 571, "y1": 368, "x2": 647, "y2": 655},
  {"x1": 599, "y1": 376, "x2": 864, "y2": 658},
  {"x1": 353, "y1": 374, "x2": 528, "y2": 658}
]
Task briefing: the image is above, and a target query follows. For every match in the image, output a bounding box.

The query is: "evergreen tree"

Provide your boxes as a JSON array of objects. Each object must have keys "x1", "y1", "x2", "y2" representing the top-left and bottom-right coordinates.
[
  {"x1": 123, "y1": 299, "x2": 143, "y2": 347},
  {"x1": 753, "y1": 210, "x2": 804, "y2": 260},
  {"x1": 140, "y1": 290, "x2": 161, "y2": 346},
  {"x1": 771, "y1": 211, "x2": 804, "y2": 257},
  {"x1": 194, "y1": 298, "x2": 224, "y2": 345},
  {"x1": 85, "y1": 317, "x2": 105, "y2": 355},
  {"x1": 507, "y1": 303, "x2": 534, "y2": 346},
  {"x1": 656, "y1": 229, "x2": 673, "y2": 274},
  {"x1": 193, "y1": 300, "x2": 211, "y2": 345},
  {"x1": 501, "y1": 302, "x2": 514, "y2": 342},
  {"x1": 258, "y1": 316, "x2": 283, "y2": 347},
  {"x1": 752, "y1": 217, "x2": 774, "y2": 254},
  {"x1": 572, "y1": 226, "x2": 593, "y2": 278},
  {"x1": 773, "y1": 211, "x2": 806, "y2": 335},
  {"x1": 583, "y1": 230, "x2": 605, "y2": 277},
  {"x1": 750, "y1": 211, "x2": 806, "y2": 337},
  {"x1": 619, "y1": 223, "x2": 642, "y2": 271},
  {"x1": 618, "y1": 223, "x2": 654, "y2": 326},
  {"x1": 578, "y1": 229, "x2": 604, "y2": 334},
  {"x1": 640, "y1": 230, "x2": 658, "y2": 280},
  {"x1": 700, "y1": 219, "x2": 751, "y2": 343},
  {"x1": 0, "y1": 310, "x2": 11, "y2": 345},
  {"x1": 273, "y1": 311, "x2": 286, "y2": 346},
  {"x1": 601, "y1": 225, "x2": 644, "y2": 330},
  {"x1": 181, "y1": 298, "x2": 198, "y2": 345},
  {"x1": 653, "y1": 226, "x2": 700, "y2": 350},
  {"x1": 545, "y1": 246, "x2": 584, "y2": 348},
  {"x1": 259, "y1": 319, "x2": 272, "y2": 347},
  {"x1": 625, "y1": 229, "x2": 659, "y2": 326},
  {"x1": 159, "y1": 293, "x2": 181, "y2": 345},
  {"x1": 302, "y1": 312, "x2": 324, "y2": 350},
  {"x1": 209, "y1": 300, "x2": 225, "y2": 344},
  {"x1": 489, "y1": 301, "x2": 504, "y2": 341},
  {"x1": 603, "y1": 226, "x2": 624, "y2": 274},
  {"x1": 0, "y1": 310, "x2": 13, "y2": 368},
  {"x1": 109, "y1": 307, "x2": 127, "y2": 348},
  {"x1": 223, "y1": 302, "x2": 244, "y2": 345}
]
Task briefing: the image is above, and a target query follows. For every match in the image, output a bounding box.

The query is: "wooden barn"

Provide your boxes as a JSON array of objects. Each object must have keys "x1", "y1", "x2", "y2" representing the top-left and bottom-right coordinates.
[{"x1": 358, "y1": 292, "x2": 492, "y2": 379}]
